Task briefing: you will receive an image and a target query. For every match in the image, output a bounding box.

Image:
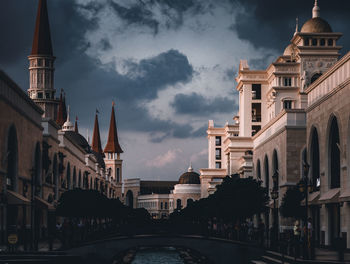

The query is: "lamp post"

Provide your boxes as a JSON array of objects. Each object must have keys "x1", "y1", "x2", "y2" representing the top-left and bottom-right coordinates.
[
  {"x1": 271, "y1": 171, "x2": 279, "y2": 248},
  {"x1": 298, "y1": 161, "x2": 311, "y2": 259}
]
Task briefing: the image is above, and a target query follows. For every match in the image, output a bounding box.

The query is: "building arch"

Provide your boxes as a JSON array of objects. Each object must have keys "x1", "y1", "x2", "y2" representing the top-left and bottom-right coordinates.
[
  {"x1": 176, "y1": 199, "x2": 182, "y2": 210},
  {"x1": 73, "y1": 167, "x2": 77, "y2": 188},
  {"x1": 66, "y1": 162, "x2": 71, "y2": 189},
  {"x1": 327, "y1": 115, "x2": 341, "y2": 189},
  {"x1": 52, "y1": 153, "x2": 58, "y2": 199},
  {"x1": 256, "y1": 159, "x2": 261, "y2": 180},
  {"x1": 6, "y1": 125, "x2": 18, "y2": 192},
  {"x1": 272, "y1": 149, "x2": 279, "y2": 187},
  {"x1": 264, "y1": 155, "x2": 269, "y2": 193},
  {"x1": 78, "y1": 170, "x2": 82, "y2": 188},
  {"x1": 309, "y1": 127, "x2": 320, "y2": 189},
  {"x1": 34, "y1": 142, "x2": 42, "y2": 197},
  {"x1": 126, "y1": 190, "x2": 134, "y2": 208},
  {"x1": 186, "y1": 198, "x2": 194, "y2": 207}
]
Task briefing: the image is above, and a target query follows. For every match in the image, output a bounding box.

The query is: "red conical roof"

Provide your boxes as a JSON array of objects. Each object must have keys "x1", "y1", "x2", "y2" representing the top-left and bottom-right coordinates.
[
  {"x1": 56, "y1": 92, "x2": 65, "y2": 127},
  {"x1": 91, "y1": 114, "x2": 103, "y2": 154},
  {"x1": 31, "y1": 0, "x2": 53, "y2": 56},
  {"x1": 104, "y1": 105, "x2": 123, "y2": 154}
]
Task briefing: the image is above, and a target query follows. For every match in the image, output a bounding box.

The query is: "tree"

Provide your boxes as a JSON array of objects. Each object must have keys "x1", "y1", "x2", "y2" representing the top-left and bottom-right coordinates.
[{"x1": 280, "y1": 185, "x2": 304, "y2": 219}]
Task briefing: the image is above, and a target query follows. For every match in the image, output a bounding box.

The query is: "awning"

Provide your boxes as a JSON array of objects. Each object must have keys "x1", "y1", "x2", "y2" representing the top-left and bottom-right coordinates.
[
  {"x1": 301, "y1": 191, "x2": 320, "y2": 206},
  {"x1": 35, "y1": 196, "x2": 55, "y2": 211},
  {"x1": 7, "y1": 190, "x2": 30, "y2": 205},
  {"x1": 339, "y1": 189, "x2": 350, "y2": 202},
  {"x1": 318, "y1": 188, "x2": 340, "y2": 204}
]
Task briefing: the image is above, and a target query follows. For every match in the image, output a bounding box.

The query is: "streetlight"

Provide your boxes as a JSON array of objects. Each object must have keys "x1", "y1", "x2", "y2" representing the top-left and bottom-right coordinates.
[
  {"x1": 298, "y1": 161, "x2": 312, "y2": 259},
  {"x1": 271, "y1": 170, "x2": 279, "y2": 248}
]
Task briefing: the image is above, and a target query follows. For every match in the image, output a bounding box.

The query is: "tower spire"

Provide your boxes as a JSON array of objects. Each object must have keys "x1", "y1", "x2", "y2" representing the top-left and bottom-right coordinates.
[
  {"x1": 31, "y1": 0, "x2": 53, "y2": 56},
  {"x1": 294, "y1": 17, "x2": 299, "y2": 36},
  {"x1": 104, "y1": 103, "x2": 123, "y2": 154},
  {"x1": 312, "y1": 0, "x2": 320, "y2": 18},
  {"x1": 28, "y1": 0, "x2": 58, "y2": 120},
  {"x1": 75, "y1": 116, "x2": 79, "y2": 133},
  {"x1": 62, "y1": 105, "x2": 74, "y2": 132},
  {"x1": 92, "y1": 111, "x2": 103, "y2": 154}
]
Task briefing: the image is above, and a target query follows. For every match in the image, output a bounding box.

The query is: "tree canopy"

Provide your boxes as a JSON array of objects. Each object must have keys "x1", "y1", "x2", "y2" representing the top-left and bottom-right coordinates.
[{"x1": 280, "y1": 185, "x2": 305, "y2": 219}]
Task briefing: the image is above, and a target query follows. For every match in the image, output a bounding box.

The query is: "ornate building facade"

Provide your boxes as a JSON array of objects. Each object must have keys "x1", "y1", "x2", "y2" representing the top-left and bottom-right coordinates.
[
  {"x1": 0, "y1": 0, "x2": 124, "y2": 248},
  {"x1": 201, "y1": 0, "x2": 350, "y2": 248}
]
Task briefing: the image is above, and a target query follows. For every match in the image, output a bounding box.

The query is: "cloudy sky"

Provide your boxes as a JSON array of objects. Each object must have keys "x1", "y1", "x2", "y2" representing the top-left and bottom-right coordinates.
[{"x1": 1, "y1": 0, "x2": 350, "y2": 181}]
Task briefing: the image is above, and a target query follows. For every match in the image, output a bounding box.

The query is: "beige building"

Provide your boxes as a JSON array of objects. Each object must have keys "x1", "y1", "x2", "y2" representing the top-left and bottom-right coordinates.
[
  {"x1": 201, "y1": 0, "x2": 350, "y2": 248},
  {"x1": 0, "y1": 0, "x2": 124, "y2": 248}
]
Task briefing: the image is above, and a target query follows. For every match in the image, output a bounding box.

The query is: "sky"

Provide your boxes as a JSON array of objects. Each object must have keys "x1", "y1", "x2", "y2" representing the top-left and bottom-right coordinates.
[{"x1": 1, "y1": 0, "x2": 350, "y2": 181}]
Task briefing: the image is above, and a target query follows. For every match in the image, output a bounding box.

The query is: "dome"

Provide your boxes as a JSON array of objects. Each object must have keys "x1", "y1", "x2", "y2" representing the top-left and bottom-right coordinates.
[
  {"x1": 64, "y1": 131, "x2": 91, "y2": 153},
  {"x1": 62, "y1": 120, "x2": 74, "y2": 131},
  {"x1": 300, "y1": 17, "x2": 332, "y2": 33},
  {"x1": 178, "y1": 164, "x2": 200, "y2": 184},
  {"x1": 283, "y1": 44, "x2": 294, "y2": 56}
]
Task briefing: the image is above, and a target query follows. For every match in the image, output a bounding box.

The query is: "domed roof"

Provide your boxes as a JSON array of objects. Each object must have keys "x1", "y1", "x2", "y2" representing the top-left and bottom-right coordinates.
[
  {"x1": 64, "y1": 131, "x2": 91, "y2": 153},
  {"x1": 178, "y1": 164, "x2": 200, "y2": 184},
  {"x1": 301, "y1": 17, "x2": 332, "y2": 33},
  {"x1": 283, "y1": 44, "x2": 294, "y2": 56}
]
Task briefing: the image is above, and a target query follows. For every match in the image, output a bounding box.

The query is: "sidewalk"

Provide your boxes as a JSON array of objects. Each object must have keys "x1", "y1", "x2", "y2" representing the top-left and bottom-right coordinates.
[{"x1": 314, "y1": 247, "x2": 350, "y2": 262}]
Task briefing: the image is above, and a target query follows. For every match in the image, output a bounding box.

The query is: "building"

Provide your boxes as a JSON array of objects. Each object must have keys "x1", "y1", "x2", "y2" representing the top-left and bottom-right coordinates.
[
  {"x1": 201, "y1": 0, "x2": 350, "y2": 248},
  {"x1": 124, "y1": 164, "x2": 202, "y2": 219},
  {"x1": 0, "y1": 0, "x2": 124, "y2": 248}
]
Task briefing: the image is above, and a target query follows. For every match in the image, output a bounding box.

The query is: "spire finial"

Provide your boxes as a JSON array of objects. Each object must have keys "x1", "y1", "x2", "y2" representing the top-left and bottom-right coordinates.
[
  {"x1": 66, "y1": 105, "x2": 70, "y2": 122},
  {"x1": 188, "y1": 162, "x2": 193, "y2": 172},
  {"x1": 104, "y1": 102, "x2": 123, "y2": 154},
  {"x1": 62, "y1": 105, "x2": 74, "y2": 132},
  {"x1": 312, "y1": 0, "x2": 320, "y2": 18},
  {"x1": 294, "y1": 17, "x2": 299, "y2": 36}
]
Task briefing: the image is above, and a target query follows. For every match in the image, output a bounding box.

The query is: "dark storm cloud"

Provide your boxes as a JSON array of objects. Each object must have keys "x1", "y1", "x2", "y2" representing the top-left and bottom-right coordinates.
[
  {"x1": 171, "y1": 92, "x2": 235, "y2": 116},
  {"x1": 232, "y1": 0, "x2": 350, "y2": 54}
]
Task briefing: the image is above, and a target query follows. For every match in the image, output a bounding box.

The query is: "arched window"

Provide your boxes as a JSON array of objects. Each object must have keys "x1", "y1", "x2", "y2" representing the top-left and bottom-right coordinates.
[
  {"x1": 310, "y1": 128, "x2": 320, "y2": 189},
  {"x1": 6, "y1": 126, "x2": 18, "y2": 192},
  {"x1": 66, "y1": 163, "x2": 71, "y2": 189},
  {"x1": 176, "y1": 199, "x2": 182, "y2": 210},
  {"x1": 256, "y1": 160, "x2": 261, "y2": 180},
  {"x1": 52, "y1": 154, "x2": 58, "y2": 199},
  {"x1": 78, "y1": 170, "x2": 82, "y2": 188},
  {"x1": 187, "y1": 198, "x2": 194, "y2": 207},
  {"x1": 73, "y1": 167, "x2": 77, "y2": 188},
  {"x1": 264, "y1": 156, "x2": 269, "y2": 193},
  {"x1": 329, "y1": 117, "x2": 341, "y2": 189},
  {"x1": 311, "y1": 73, "x2": 322, "y2": 84},
  {"x1": 34, "y1": 142, "x2": 42, "y2": 196},
  {"x1": 272, "y1": 150, "x2": 279, "y2": 188},
  {"x1": 126, "y1": 190, "x2": 133, "y2": 208}
]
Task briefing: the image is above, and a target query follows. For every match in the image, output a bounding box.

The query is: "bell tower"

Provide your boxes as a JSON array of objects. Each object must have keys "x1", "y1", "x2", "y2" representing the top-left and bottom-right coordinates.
[
  {"x1": 28, "y1": 0, "x2": 58, "y2": 120},
  {"x1": 104, "y1": 103, "x2": 123, "y2": 199}
]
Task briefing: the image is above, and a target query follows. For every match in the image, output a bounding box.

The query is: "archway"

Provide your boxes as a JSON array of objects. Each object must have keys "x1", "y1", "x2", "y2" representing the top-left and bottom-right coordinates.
[
  {"x1": 263, "y1": 155, "x2": 270, "y2": 239},
  {"x1": 34, "y1": 142, "x2": 42, "y2": 196},
  {"x1": 73, "y1": 167, "x2": 77, "y2": 188},
  {"x1": 66, "y1": 163, "x2": 71, "y2": 190},
  {"x1": 310, "y1": 128, "x2": 320, "y2": 189},
  {"x1": 53, "y1": 154, "x2": 58, "y2": 199},
  {"x1": 78, "y1": 170, "x2": 82, "y2": 188},
  {"x1": 187, "y1": 198, "x2": 194, "y2": 207},
  {"x1": 126, "y1": 190, "x2": 134, "y2": 208},
  {"x1": 176, "y1": 199, "x2": 182, "y2": 210},
  {"x1": 6, "y1": 125, "x2": 18, "y2": 192},
  {"x1": 256, "y1": 160, "x2": 261, "y2": 180},
  {"x1": 328, "y1": 116, "x2": 340, "y2": 189}
]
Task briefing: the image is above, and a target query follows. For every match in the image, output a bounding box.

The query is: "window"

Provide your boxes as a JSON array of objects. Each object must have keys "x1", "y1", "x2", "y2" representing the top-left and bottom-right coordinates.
[
  {"x1": 215, "y1": 148, "x2": 221, "y2": 160},
  {"x1": 320, "y1": 39, "x2": 325, "y2": 46},
  {"x1": 305, "y1": 38, "x2": 310, "y2": 46},
  {"x1": 216, "y1": 162, "x2": 221, "y2": 169},
  {"x1": 116, "y1": 168, "x2": 120, "y2": 182},
  {"x1": 312, "y1": 38, "x2": 317, "y2": 46},
  {"x1": 328, "y1": 39, "x2": 333, "y2": 46},
  {"x1": 37, "y1": 92, "x2": 43, "y2": 99},
  {"x1": 165, "y1": 202, "x2": 168, "y2": 209},
  {"x1": 215, "y1": 136, "x2": 221, "y2": 146},
  {"x1": 252, "y1": 84, "x2": 261, "y2": 99},
  {"x1": 176, "y1": 199, "x2": 182, "y2": 209},
  {"x1": 160, "y1": 202, "x2": 163, "y2": 209},
  {"x1": 283, "y1": 77, "x2": 292, "y2": 87},
  {"x1": 45, "y1": 93, "x2": 50, "y2": 99},
  {"x1": 283, "y1": 100, "x2": 292, "y2": 109},
  {"x1": 252, "y1": 126, "x2": 261, "y2": 136}
]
